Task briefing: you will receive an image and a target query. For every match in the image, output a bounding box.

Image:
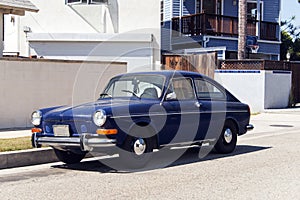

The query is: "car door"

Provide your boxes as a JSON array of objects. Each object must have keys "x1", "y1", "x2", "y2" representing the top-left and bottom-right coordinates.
[
  {"x1": 159, "y1": 77, "x2": 201, "y2": 145},
  {"x1": 194, "y1": 78, "x2": 227, "y2": 141}
]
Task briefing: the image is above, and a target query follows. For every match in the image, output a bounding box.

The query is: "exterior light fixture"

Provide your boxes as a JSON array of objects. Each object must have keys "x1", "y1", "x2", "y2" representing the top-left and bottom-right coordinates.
[{"x1": 286, "y1": 52, "x2": 291, "y2": 61}]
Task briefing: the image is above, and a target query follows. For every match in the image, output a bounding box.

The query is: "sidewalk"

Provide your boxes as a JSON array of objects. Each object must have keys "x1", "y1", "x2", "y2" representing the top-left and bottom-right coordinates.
[{"x1": 0, "y1": 129, "x2": 32, "y2": 139}]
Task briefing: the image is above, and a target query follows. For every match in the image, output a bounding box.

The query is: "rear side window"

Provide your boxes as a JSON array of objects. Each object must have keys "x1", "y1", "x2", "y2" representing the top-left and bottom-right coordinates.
[
  {"x1": 168, "y1": 78, "x2": 196, "y2": 100},
  {"x1": 194, "y1": 79, "x2": 225, "y2": 100}
]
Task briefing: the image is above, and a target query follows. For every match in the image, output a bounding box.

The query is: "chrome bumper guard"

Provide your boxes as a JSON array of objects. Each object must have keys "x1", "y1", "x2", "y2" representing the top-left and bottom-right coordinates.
[
  {"x1": 246, "y1": 124, "x2": 254, "y2": 131},
  {"x1": 34, "y1": 133, "x2": 116, "y2": 151}
]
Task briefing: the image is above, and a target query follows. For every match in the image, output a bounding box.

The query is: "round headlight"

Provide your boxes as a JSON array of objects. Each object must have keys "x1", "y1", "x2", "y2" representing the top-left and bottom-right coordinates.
[
  {"x1": 31, "y1": 110, "x2": 42, "y2": 126},
  {"x1": 93, "y1": 110, "x2": 107, "y2": 127}
]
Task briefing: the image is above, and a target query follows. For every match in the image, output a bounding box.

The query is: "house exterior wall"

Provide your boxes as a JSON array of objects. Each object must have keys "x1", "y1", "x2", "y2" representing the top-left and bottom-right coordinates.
[
  {"x1": 0, "y1": 58, "x2": 126, "y2": 129},
  {"x1": 183, "y1": 0, "x2": 195, "y2": 15},
  {"x1": 162, "y1": 0, "x2": 281, "y2": 57},
  {"x1": 263, "y1": 0, "x2": 280, "y2": 23},
  {"x1": 206, "y1": 37, "x2": 280, "y2": 55},
  {"x1": 4, "y1": 0, "x2": 161, "y2": 70},
  {"x1": 28, "y1": 33, "x2": 156, "y2": 72},
  {"x1": 223, "y1": 0, "x2": 237, "y2": 16},
  {"x1": 172, "y1": 0, "x2": 195, "y2": 16},
  {"x1": 223, "y1": 0, "x2": 280, "y2": 22}
]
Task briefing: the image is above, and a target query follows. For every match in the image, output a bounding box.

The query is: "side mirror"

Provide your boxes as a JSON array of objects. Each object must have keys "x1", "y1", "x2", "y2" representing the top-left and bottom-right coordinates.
[{"x1": 166, "y1": 92, "x2": 177, "y2": 100}]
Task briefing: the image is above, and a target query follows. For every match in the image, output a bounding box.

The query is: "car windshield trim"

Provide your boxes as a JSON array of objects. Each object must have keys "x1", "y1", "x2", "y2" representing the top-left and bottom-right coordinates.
[{"x1": 100, "y1": 74, "x2": 166, "y2": 100}]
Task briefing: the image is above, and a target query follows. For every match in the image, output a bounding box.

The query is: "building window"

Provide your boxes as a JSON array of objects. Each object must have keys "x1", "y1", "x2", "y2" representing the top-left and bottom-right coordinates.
[
  {"x1": 247, "y1": 1, "x2": 263, "y2": 21},
  {"x1": 66, "y1": 0, "x2": 81, "y2": 4},
  {"x1": 196, "y1": 0, "x2": 222, "y2": 15},
  {"x1": 90, "y1": 0, "x2": 108, "y2": 4},
  {"x1": 66, "y1": 0, "x2": 108, "y2": 5}
]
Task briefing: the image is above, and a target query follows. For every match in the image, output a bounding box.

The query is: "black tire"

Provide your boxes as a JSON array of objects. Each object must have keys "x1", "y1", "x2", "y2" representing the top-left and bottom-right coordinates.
[
  {"x1": 31, "y1": 133, "x2": 42, "y2": 148},
  {"x1": 54, "y1": 148, "x2": 86, "y2": 164},
  {"x1": 119, "y1": 128, "x2": 155, "y2": 169},
  {"x1": 214, "y1": 120, "x2": 238, "y2": 154}
]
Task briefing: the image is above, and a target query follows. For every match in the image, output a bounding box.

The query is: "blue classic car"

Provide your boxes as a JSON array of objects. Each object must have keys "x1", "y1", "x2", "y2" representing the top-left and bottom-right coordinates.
[{"x1": 31, "y1": 71, "x2": 253, "y2": 168}]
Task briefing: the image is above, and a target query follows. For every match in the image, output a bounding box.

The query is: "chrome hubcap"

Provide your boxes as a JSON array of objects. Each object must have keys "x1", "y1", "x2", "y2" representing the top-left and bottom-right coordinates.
[
  {"x1": 224, "y1": 128, "x2": 233, "y2": 143},
  {"x1": 133, "y1": 138, "x2": 146, "y2": 155}
]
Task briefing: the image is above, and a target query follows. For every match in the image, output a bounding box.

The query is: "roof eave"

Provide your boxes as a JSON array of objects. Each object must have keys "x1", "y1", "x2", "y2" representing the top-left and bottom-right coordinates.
[{"x1": 0, "y1": 5, "x2": 38, "y2": 16}]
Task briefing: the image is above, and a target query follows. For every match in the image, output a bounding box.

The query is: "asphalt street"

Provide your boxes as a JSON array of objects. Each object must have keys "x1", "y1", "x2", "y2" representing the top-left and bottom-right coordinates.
[{"x1": 0, "y1": 109, "x2": 300, "y2": 199}]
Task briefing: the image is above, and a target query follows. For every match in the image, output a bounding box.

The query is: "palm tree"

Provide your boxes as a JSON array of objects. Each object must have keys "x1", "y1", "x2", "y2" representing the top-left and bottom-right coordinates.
[{"x1": 238, "y1": 0, "x2": 247, "y2": 59}]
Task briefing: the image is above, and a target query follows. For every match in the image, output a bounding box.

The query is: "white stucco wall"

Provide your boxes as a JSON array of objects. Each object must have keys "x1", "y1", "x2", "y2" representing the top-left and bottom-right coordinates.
[
  {"x1": 214, "y1": 70, "x2": 292, "y2": 113},
  {"x1": 0, "y1": 58, "x2": 126, "y2": 129},
  {"x1": 0, "y1": 13, "x2": 4, "y2": 57},
  {"x1": 3, "y1": 0, "x2": 161, "y2": 68},
  {"x1": 264, "y1": 71, "x2": 292, "y2": 109},
  {"x1": 215, "y1": 70, "x2": 265, "y2": 113}
]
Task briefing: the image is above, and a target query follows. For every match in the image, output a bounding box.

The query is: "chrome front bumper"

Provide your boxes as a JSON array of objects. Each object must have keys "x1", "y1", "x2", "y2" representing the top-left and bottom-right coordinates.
[{"x1": 33, "y1": 133, "x2": 116, "y2": 151}]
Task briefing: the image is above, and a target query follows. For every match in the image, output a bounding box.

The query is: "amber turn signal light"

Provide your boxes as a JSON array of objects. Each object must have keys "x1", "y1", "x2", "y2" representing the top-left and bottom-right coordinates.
[
  {"x1": 31, "y1": 128, "x2": 42, "y2": 133},
  {"x1": 96, "y1": 129, "x2": 118, "y2": 135}
]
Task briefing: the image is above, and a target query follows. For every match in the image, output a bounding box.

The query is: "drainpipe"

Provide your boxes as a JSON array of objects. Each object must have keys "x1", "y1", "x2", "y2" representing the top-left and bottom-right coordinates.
[
  {"x1": 179, "y1": 0, "x2": 183, "y2": 36},
  {"x1": 256, "y1": 0, "x2": 261, "y2": 39},
  {"x1": 23, "y1": 26, "x2": 31, "y2": 57}
]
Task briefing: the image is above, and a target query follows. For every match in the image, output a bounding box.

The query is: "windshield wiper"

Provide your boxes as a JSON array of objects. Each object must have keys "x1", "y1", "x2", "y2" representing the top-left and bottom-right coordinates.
[{"x1": 121, "y1": 90, "x2": 140, "y2": 99}]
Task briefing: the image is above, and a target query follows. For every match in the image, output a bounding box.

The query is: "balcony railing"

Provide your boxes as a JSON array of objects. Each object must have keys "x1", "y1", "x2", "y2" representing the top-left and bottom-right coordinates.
[{"x1": 172, "y1": 13, "x2": 279, "y2": 41}]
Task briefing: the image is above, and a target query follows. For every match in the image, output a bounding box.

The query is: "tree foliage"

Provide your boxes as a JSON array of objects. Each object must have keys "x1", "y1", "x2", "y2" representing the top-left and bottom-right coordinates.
[{"x1": 281, "y1": 17, "x2": 300, "y2": 61}]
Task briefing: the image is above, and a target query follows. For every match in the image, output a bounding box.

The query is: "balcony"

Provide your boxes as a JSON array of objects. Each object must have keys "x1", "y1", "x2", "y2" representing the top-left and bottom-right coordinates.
[{"x1": 172, "y1": 13, "x2": 279, "y2": 41}]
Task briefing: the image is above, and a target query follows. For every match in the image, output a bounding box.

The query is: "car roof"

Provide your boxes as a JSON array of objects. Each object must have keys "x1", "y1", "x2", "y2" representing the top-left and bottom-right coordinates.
[{"x1": 114, "y1": 70, "x2": 206, "y2": 79}]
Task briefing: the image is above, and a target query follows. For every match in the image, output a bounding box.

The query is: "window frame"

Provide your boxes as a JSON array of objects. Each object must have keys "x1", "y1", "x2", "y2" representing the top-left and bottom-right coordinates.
[
  {"x1": 166, "y1": 77, "x2": 197, "y2": 101},
  {"x1": 66, "y1": 0, "x2": 108, "y2": 5},
  {"x1": 66, "y1": 0, "x2": 82, "y2": 5},
  {"x1": 247, "y1": 0, "x2": 264, "y2": 21},
  {"x1": 194, "y1": 78, "x2": 226, "y2": 101}
]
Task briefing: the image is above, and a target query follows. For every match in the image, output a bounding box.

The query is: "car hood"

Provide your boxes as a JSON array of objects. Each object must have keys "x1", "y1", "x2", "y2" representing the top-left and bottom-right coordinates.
[{"x1": 43, "y1": 98, "x2": 156, "y2": 122}]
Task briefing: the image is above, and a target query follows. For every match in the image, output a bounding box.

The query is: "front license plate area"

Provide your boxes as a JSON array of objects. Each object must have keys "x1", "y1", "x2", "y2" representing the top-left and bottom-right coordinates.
[{"x1": 53, "y1": 125, "x2": 70, "y2": 137}]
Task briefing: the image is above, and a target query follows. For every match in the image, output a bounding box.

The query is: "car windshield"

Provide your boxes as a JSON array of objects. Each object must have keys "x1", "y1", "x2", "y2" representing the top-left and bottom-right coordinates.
[{"x1": 100, "y1": 74, "x2": 165, "y2": 99}]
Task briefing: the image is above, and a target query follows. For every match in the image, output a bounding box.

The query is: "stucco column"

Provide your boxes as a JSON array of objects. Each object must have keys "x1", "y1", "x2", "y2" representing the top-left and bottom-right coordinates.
[{"x1": 0, "y1": 13, "x2": 4, "y2": 57}]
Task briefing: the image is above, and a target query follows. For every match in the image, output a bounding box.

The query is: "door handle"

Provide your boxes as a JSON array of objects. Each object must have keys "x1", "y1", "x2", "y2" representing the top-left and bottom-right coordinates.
[{"x1": 195, "y1": 102, "x2": 202, "y2": 108}]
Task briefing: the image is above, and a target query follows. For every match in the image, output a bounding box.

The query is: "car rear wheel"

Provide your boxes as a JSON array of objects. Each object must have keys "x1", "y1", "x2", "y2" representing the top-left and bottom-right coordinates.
[
  {"x1": 54, "y1": 148, "x2": 86, "y2": 164},
  {"x1": 119, "y1": 130, "x2": 155, "y2": 169},
  {"x1": 214, "y1": 121, "x2": 237, "y2": 154}
]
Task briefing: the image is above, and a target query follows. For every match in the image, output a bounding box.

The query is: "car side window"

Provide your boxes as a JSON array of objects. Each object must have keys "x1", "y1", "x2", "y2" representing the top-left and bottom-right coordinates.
[
  {"x1": 167, "y1": 78, "x2": 196, "y2": 100},
  {"x1": 194, "y1": 79, "x2": 225, "y2": 100}
]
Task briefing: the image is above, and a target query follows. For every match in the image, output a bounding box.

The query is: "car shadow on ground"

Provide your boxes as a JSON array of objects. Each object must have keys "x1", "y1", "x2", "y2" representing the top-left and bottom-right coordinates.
[{"x1": 52, "y1": 144, "x2": 271, "y2": 173}]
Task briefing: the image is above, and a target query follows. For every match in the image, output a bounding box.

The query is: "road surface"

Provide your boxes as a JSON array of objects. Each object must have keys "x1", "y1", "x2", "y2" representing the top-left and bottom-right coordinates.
[{"x1": 0, "y1": 110, "x2": 300, "y2": 199}]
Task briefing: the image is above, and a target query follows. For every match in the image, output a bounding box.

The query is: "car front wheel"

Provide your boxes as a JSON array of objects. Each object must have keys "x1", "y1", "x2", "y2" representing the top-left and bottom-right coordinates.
[
  {"x1": 53, "y1": 148, "x2": 86, "y2": 164},
  {"x1": 119, "y1": 134, "x2": 154, "y2": 169},
  {"x1": 214, "y1": 121, "x2": 238, "y2": 154}
]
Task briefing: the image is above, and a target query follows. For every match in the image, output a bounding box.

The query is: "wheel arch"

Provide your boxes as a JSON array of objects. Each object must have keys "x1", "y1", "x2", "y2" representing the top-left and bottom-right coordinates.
[
  {"x1": 224, "y1": 117, "x2": 239, "y2": 134},
  {"x1": 127, "y1": 121, "x2": 159, "y2": 149}
]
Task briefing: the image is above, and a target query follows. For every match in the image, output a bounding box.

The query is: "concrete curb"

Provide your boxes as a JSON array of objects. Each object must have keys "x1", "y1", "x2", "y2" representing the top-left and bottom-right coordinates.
[{"x1": 0, "y1": 148, "x2": 58, "y2": 169}]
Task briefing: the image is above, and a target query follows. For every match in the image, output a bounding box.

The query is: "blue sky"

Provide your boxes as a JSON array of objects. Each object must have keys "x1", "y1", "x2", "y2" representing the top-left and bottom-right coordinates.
[{"x1": 281, "y1": 1, "x2": 300, "y2": 27}]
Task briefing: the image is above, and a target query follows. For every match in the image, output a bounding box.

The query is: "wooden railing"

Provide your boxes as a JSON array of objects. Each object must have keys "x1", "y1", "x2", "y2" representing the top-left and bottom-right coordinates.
[
  {"x1": 219, "y1": 60, "x2": 290, "y2": 70},
  {"x1": 172, "y1": 13, "x2": 278, "y2": 41}
]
